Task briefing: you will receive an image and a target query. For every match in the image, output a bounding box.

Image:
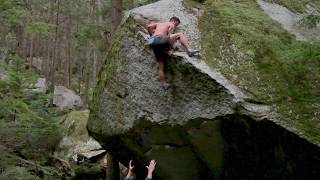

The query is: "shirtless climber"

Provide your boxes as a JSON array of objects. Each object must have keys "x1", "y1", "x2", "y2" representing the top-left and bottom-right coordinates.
[{"x1": 147, "y1": 17, "x2": 200, "y2": 88}]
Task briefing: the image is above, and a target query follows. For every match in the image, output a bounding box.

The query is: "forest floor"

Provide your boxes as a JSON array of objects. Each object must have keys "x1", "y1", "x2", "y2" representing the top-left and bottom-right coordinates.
[{"x1": 0, "y1": 48, "x2": 64, "y2": 179}]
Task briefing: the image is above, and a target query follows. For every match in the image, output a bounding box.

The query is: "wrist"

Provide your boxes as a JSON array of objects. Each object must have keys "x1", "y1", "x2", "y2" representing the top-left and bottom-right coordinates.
[
  {"x1": 147, "y1": 172, "x2": 153, "y2": 179},
  {"x1": 127, "y1": 170, "x2": 132, "y2": 177}
]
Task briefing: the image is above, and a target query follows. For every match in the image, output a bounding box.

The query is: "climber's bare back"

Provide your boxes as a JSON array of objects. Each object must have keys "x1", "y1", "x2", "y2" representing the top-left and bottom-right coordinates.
[{"x1": 149, "y1": 22, "x2": 175, "y2": 36}]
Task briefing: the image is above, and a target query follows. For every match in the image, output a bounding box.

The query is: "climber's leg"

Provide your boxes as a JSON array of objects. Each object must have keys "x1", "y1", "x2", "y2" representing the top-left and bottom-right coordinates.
[
  {"x1": 170, "y1": 33, "x2": 200, "y2": 57},
  {"x1": 158, "y1": 58, "x2": 165, "y2": 85},
  {"x1": 152, "y1": 45, "x2": 167, "y2": 85},
  {"x1": 169, "y1": 32, "x2": 192, "y2": 52}
]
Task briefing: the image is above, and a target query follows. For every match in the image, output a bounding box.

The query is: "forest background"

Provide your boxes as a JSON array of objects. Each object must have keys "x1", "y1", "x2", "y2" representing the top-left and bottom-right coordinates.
[{"x1": 0, "y1": 0, "x2": 157, "y2": 179}]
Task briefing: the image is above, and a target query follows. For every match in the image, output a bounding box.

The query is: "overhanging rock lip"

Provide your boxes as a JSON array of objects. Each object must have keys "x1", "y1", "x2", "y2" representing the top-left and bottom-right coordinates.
[
  {"x1": 172, "y1": 52, "x2": 252, "y2": 102},
  {"x1": 169, "y1": 52, "x2": 319, "y2": 146},
  {"x1": 239, "y1": 101, "x2": 320, "y2": 147}
]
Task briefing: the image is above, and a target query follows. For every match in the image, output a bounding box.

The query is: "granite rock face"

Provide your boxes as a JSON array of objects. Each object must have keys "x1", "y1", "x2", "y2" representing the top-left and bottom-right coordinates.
[
  {"x1": 32, "y1": 78, "x2": 48, "y2": 93},
  {"x1": 55, "y1": 110, "x2": 105, "y2": 163},
  {"x1": 26, "y1": 57, "x2": 44, "y2": 72},
  {"x1": 53, "y1": 86, "x2": 84, "y2": 111},
  {"x1": 0, "y1": 67, "x2": 8, "y2": 81},
  {"x1": 88, "y1": 0, "x2": 320, "y2": 179}
]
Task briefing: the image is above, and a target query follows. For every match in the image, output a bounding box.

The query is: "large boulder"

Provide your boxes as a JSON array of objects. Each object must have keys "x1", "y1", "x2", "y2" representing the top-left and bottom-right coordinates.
[
  {"x1": 26, "y1": 57, "x2": 44, "y2": 72},
  {"x1": 53, "y1": 86, "x2": 84, "y2": 111},
  {"x1": 0, "y1": 50, "x2": 8, "y2": 80},
  {"x1": 55, "y1": 110, "x2": 105, "y2": 162},
  {"x1": 88, "y1": 0, "x2": 320, "y2": 179},
  {"x1": 32, "y1": 78, "x2": 48, "y2": 93},
  {"x1": 0, "y1": 68, "x2": 8, "y2": 81},
  {"x1": 0, "y1": 46, "x2": 11, "y2": 64}
]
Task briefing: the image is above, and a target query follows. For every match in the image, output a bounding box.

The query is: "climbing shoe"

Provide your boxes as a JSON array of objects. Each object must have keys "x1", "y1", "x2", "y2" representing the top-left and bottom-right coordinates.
[{"x1": 187, "y1": 50, "x2": 200, "y2": 57}]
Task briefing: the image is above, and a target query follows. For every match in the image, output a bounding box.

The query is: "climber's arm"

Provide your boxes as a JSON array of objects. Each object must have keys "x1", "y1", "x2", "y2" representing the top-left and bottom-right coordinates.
[
  {"x1": 147, "y1": 23, "x2": 157, "y2": 35},
  {"x1": 168, "y1": 24, "x2": 175, "y2": 36},
  {"x1": 125, "y1": 160, "x2": 134, "y2": 180},
  {"x1": 145, "y1": 160, "x2": 156, "y2": 180}
]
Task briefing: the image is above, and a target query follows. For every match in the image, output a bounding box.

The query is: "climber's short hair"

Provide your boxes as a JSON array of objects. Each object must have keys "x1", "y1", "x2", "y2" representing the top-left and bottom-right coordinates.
[{"x1": 170, "y1": 16, "x2": 181, "y2": 24}]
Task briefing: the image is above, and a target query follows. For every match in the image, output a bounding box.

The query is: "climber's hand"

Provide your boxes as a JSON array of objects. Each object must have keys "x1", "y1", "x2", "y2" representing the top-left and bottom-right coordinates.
[
  {"x1": 129, "y1": 160, "x2": 134, "y2": 171},
  {"x1": 126, "y1": 160, "x2": 134, "y2": 179},
  {"x1": 146, "y1": 160, "x2": 156, "y2": 178}
]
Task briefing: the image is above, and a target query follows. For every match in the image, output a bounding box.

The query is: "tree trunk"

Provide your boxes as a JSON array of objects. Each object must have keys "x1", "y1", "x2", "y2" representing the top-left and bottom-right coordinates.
[
  {"x1": 107, "y1": 154, "x2": 120, "y2": 180},
  {"x1": 0, "y1": 18, "x2": 5, "y2": 44},
  {"x1": 128, "y1": 0, "x2": 134, "y2": 9},
  {"x1": 111, "y1": 0, "x2": 123, "y2": 35},
  {"x1": 97, "y1": 0, "x2": 104, "y2": 26},
  {"x1": 29, "y1": 35, "x2": 34, "y2": 66},
  {"x1": 84, "y1": 48, "x2": 91, "y2": 106},
  {"x1": 50, "y1": 0, "x2": 60, "y2": 90},
  {"x1": 64, "y1": 15, "x2": 72, "y2": 88},
  {"x1": 68, "y1": 37, "x2": 72, "y2": 88},
  {"x1": 97, "y1": 0, "x2": 110, "y2": 49},
  {"x1": 14, "y1": 25, "x2": 25, "y2": 56},
  {"x1": 92, "y1": 47, "x2": 97, "y2": 87}
]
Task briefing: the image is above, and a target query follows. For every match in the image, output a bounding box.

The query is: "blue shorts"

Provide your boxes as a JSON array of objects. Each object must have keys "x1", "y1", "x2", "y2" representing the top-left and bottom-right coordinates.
[{"x1": 148, "y1": 35, "x2": 170, "y2": 46}]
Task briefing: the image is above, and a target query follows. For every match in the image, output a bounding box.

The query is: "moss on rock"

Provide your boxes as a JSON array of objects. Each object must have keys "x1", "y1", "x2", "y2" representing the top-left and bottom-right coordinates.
[
  {"x1": 188, "y1": 120, "x2": 224, "y2": 178},
  {"x1": 269, "y1": 0, "x2": 320, "y2": 13},
  {"x1": 88, "y1": 18, "x2": 127, "y2": 138},
  {"x1": 61, "y1": 110, "x2": 90, "y2": 140},
  {"x1": 194, "y1": 0, "x2": 320, "y2": 144}
]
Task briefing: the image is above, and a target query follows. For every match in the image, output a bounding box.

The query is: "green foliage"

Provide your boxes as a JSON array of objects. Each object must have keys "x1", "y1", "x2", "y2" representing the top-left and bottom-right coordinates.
[
  {"x1": 136, "y1": 0, "x2": 159, "y2": 6},
  {"x1": 269, "y1": 0, "x2": 320, "y2": 13},
  {"x1": 0, "y1": 0, "x2": 29, "y2": 30},
  {"x1": 73, "y1": 24, "x2": 98, "y2": 48},
  {"x1": 26, "y1": 22, "x2": 50, "y2": 37},
  {"x1": 196, "y1": 0, "x2": 320, "y2": 143},
  {"x1": 0, "y1": 51, "x2": 63, "y2": 178},
  {"x1": 0, "y1": 166, "x2": 36, "y2": 180},
  {"x1": 299, "y1": 14, "x2": 320, "y2": 28},
  {"x1": 0, "y1": 147, "x2": 62, "y2": 179}
]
